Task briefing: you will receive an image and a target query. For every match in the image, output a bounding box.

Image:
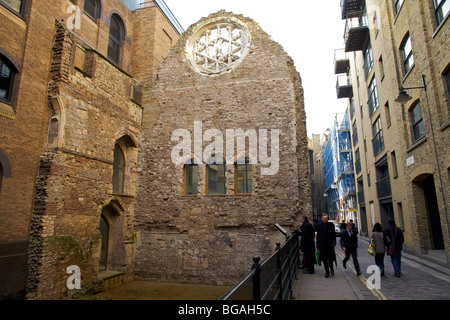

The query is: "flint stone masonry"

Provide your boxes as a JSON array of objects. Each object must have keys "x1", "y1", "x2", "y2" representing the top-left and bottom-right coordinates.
[{"x1": 133, "y1": 11, "x2": 312, "y2": 285}]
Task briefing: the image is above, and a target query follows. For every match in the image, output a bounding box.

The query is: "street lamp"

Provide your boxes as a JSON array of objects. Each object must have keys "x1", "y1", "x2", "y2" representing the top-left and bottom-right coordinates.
[{"x1": 394, "y1": 74, "x2": 427, "y2": 103}]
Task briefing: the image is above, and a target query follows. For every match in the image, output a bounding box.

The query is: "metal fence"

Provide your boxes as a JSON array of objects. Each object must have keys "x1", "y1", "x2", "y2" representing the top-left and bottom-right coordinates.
[{"x1": 220, "y1": 232, "x2": 300, "y2": 300}]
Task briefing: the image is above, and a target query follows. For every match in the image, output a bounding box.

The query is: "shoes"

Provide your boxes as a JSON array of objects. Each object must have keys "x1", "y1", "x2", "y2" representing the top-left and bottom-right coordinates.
[
  {"x1": 342, "y1": 260, "x2": 347, "y2": 269},
  {"x1": 325, "y1": 273, "x2": 330, "y2": 278},
  {"x1": 356, "y1": 272, "x2": 362, "y2": 276},
  {"x1": 394, "y1": 273, "x2": 400, "y2": 278}
]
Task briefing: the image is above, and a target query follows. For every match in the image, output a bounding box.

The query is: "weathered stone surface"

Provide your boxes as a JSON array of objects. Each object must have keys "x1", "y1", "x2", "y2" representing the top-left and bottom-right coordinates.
[{"x1": 133, "y1": 11, "x2": 312, "y2": 285}]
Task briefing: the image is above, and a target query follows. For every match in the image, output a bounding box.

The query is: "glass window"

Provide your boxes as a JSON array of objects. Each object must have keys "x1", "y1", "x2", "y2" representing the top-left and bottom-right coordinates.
[
  {"x1": 0, "y1": 0, "x2": 23, "y2": 15},
  {"x1": 207, "y1": 156, "x2": 226, "y2": 195},
  {"x1": 108, "y1": 14, "x2": 123, "y2": 65},
  {"x1": 368, "y1": 77, "x2": 379, "y2": 115},
  {"x1": 410, "y1": 101, "x2": 426, "y2": 142},
  {"x1": 84, "y1": 0, "x2": 100, "y2": 21},
  {"x1": 394, "y1": 0, "x2": 404, "y2": 14},
  {"x1": 0, "y1": 56, "x2": 15, "y2": 103},
  {"x1": 112, "y1": 144, "x2": 125, "y2": 193},
  {"x1": 184, "y1": 162, "x2": 198, "y2": 195},
  {"x1": 401, "y1": 34, "x2": 414, "y2": 75},
  {"x1": 434, "y1": 0, "x2": 449, "y2": 26},
  {"x1": 236, "y1": 158, "x2": 252, "y2": 194},
  {"x1": 372, "y1": 116, "x2": 384, "y2": 156},
  {"x1": 364, "y1": 43, "x2": 374, "y2": 78},
  {"x1": 445, "y1": 68, "x2": 450, "y2": 97}
]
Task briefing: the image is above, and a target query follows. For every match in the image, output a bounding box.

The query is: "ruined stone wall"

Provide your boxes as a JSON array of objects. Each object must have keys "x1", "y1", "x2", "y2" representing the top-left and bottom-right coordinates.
[{"x1": 133, "y1": 11, "x2": 312, "y2": 285}]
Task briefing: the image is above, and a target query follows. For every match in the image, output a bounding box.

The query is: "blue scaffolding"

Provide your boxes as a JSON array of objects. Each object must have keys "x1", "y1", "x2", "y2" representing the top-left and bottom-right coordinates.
[{"x1": 323, "y1": 109, "x2": 357, "y2": 223}]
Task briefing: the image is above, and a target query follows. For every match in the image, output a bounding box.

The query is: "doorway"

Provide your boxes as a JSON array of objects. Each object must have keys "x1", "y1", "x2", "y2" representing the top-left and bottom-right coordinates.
[{"x1": 423, "y1": 175, "x2": 445, "y2": 250}]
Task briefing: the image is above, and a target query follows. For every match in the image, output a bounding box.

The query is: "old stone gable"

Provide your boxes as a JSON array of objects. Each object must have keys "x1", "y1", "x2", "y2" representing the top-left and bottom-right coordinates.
[{"x1": 133, "y1": 11, "x2": 312, "y2": 285}]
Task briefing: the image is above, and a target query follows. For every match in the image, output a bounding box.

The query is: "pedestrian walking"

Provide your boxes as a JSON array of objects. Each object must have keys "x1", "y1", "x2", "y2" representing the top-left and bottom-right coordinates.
[
  {"x1": 370, "y1": 222, "x2": 389, "y2": 276},
  {"x1": 300, "y1": 216, "x2": 316, "y2": 274},
  {"x1": 384, "y1": 217, "x2": 404, "y2": 277},
  {"x1": 340, "y1": 222, "x2": 361, "y2": 276},
  {"x1": 315, "y1": 213, "x2": 337, "y2": 278}
]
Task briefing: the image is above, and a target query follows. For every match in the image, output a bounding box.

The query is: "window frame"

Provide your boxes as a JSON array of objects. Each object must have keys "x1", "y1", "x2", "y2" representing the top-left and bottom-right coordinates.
[
  {"x1": 433, "y1": 0, "x2": 449, "y2": 26},
  {"x1": 394, "y1": 0, "x2": 405, "y2": 15},
  {"x1": 372, "y1": 116, "x2": 385, "y2": 156},
  {"x1": 235, "y1": 157, "x2": 252, "y2": 195},
  {"x1": 183, "y1": 162, "x2": 198, "y2": 196},
  {"x1": 0, "y1": 0, "x2": 26, "y2": 18},
  {"x1": 107, "y1": 14, "x2": 124, "y2": 66},
  {"x1": 363, "y1": 42, "x2": 374, "y2": 78},
  {"x1": 83, "y1": 0, "x2": 101, "y2": 22},
  {"x1": 0, "y1": 54, "x2": 18, "y2": 105},
  {"x1": 400, "y1": 33, "x2": 414, "y2": 75},
  {"x1": 367, "y1": 76, "x2": 379, "y2": 115},
  {"x1": 410, "y1": 101, "x2": 426, "y2": 142},
  {"x1": 206, "y1": 156, "x2": 226, "y2": 195}
]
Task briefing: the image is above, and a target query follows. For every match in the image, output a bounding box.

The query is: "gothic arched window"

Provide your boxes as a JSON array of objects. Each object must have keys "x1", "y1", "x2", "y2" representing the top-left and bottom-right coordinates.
[{"x1": 107, "y1": 14, "x2": 124, "y2": 65}]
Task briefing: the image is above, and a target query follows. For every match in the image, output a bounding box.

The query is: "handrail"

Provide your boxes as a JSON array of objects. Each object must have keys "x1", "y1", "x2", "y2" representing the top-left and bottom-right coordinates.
[{"x1": 220, "y1": 232, "x2": 300, "y2": 300}]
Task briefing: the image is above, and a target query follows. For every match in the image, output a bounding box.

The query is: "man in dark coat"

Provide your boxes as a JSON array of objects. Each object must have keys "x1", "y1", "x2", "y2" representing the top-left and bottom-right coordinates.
[
  {"x1": 315, "y1": 213, "x2": 336, "y2": 278},
  {"x1": 384, "y1": 217, "x2": 404, "y2": 277},
  {"x1": 300, "y1": 216, "x2": 316, "y2": 274},
  {"x1": 340, "y1": 222, "x2": 361, "y2": 276}
]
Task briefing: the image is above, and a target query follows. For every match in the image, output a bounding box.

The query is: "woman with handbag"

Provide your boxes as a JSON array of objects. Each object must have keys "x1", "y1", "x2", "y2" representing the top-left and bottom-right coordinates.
[{"x1": 370, "y1": 222, "x2": 390, "y2": 277}]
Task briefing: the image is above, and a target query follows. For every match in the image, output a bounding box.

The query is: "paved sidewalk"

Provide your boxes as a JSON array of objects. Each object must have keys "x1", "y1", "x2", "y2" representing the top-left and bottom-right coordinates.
[
  {"x1": 292, "y1": 236, "x2": 450, "y2": 300},
  {"x1": 292, "y1": 261, "x2": 358, "y2": 300}
]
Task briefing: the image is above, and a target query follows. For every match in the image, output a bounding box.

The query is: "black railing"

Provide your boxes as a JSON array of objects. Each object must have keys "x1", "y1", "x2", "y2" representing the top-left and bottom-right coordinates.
[{"x1": 220, "y1": 232, "x2": 300, "y2": 300}]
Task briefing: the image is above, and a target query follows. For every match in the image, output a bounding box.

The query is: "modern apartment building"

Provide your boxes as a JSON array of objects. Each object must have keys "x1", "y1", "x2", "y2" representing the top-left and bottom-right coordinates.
[{"x1": 335, "y1": 0, "x2": 449, "y2": 264}]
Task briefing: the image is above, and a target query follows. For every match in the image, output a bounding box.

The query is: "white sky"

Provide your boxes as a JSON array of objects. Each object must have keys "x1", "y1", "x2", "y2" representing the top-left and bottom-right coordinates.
[{"x1": 164, "y1": 0, "x2": 349, "y2": 138}]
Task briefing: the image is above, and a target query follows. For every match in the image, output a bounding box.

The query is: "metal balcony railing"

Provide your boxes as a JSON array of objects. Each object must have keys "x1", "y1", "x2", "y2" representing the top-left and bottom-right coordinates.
[
  {"x1": 376, "y1": 176, "x2": 392, "y2": 199},
  {"x1": 341, "y1": 0, "x2": 365, "y2": 19},
  {"x1": 344, "y1": 11, "x2": 369, "y2": 52},
  {"x1": 357, "y1": 189, "x2": 365, "y2": 204},
  {"x1": 336, "y1": 74, "x2": 353, "y2": 99},
  {"x1": 334, "y1": 48, "x2": 350, "y2": 74}
]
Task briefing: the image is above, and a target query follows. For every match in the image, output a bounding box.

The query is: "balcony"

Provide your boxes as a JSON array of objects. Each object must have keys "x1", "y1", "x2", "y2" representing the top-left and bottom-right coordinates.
[
  {"x1": 357, "y1": 190, "x2": 365, "y2": 204},
  {"x1": 336, "y1": 74, "x2": 353, "y2": 99},
  {"x1": 341, "y1": 0, "x2": 365, "y2": 20},
  {"x1": 344, "y1": 12, "x2": 369, "y2": 52},
  {"x1": 334, "y1": 49, "x2": 350, "y2": 74},
  {"x1": 376, "y1": 176, "x2": 392, "y2": 200}
]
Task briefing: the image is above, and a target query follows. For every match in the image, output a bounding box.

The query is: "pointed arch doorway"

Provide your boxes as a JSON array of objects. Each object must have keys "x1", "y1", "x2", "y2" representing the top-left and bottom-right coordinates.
[{"x1": 98, "y1": 201, "x2": 126, "y2": 271}]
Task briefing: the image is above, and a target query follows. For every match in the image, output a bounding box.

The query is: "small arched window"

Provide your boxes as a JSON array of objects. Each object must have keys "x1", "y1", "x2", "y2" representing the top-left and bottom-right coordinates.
[
  {"x1": 112, "y1": 144, "x2": 125, "y2": 194},
  {"x1": 235, "y1": 157, "x2": 252, "y2": 194},
  {"x1": 0, "y1": 55, "x2": 17, "y2": 104},
  {"x1": 107, "y1": 14, "x2": 124, "y2": 65},
  {"x1": 84, "y1": 0, "x2": 101, "y2": 21}
]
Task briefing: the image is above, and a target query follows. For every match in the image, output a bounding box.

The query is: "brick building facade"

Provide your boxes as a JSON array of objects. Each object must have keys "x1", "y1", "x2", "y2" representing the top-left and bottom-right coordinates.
[
  {"x1": 335, "y1": 0, "x2": 449, "y2": 264},
  {"x1": 0, "y1": 0, "x2": 181, "y2": 299}
]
